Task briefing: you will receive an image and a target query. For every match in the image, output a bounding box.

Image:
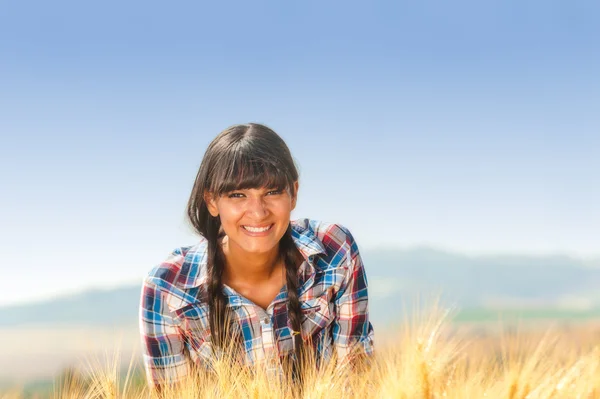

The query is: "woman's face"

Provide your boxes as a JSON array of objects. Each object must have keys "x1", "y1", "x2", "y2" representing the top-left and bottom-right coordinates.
[{"x1": 204, "y1": 181, "x2": 299, "y2": 256}]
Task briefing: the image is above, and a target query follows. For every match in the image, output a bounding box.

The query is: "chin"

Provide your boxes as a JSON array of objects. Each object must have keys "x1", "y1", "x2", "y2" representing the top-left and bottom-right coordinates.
[
  {"x1": 237, "y1": 237, "x2": 279, "y2": 252},
  {"x1": 243, "y1": 243, "x2": 278, "y2": 254}
]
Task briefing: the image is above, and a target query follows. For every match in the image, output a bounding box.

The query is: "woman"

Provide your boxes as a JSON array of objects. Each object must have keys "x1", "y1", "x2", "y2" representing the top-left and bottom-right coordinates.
[{"x1": 139, "y1": 123, "x2": 374, "y2": 390}]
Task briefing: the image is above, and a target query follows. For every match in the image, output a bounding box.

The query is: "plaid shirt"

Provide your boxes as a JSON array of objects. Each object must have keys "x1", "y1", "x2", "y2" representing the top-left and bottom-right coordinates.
[{"x1": 139, "y1": 218, "x2": 374, "y2": 387}]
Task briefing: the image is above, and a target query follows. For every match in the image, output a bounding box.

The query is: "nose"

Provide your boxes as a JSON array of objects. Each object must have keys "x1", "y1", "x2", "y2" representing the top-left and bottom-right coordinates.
[{"x1": 246, "y1": 196, "x2": 269, "y2": 219}]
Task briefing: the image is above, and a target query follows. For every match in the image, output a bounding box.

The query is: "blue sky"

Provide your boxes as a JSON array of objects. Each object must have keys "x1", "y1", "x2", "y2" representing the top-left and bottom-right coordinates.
[{"x1": 1, "y1": 1, "x2": 599, "y2": 306}]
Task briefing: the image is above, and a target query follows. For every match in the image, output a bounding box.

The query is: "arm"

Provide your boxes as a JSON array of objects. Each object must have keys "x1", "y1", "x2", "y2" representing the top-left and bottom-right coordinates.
[
  {"x1": 139, "y1": 278, "x2": 192, "y2": 392},
  {"x1": 331, "y1": 227, "x2": 375, "y2": 369}
]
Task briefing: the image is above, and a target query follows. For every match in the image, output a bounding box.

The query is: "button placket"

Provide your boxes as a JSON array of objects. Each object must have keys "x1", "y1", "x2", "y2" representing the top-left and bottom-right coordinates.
[{"x1": 257, "y1": 308, "x2": 277, "y2": 368}]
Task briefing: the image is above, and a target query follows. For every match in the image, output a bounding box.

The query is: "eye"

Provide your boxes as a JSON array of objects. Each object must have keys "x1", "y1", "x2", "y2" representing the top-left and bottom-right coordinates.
[
  {"x1": 267, "y1": 190, "x2": 283, "y2": 195},
  {"x1": 227, "y1": 192, "x2": 245, "y2": 198}
]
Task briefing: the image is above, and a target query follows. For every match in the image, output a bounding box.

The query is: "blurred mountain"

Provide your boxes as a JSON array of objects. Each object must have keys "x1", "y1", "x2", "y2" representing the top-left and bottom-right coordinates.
[
  {"x1": 362, "y1": 247, "x2": 600, "y2": 302},
  {"x1": 360, "y1": 247, "x2": 600, "y2": 324},
  {"x1": 0, "y1": 286, "x2": 141, "y2": 327},
  {"x1": 1, "y1": 248, "x2": 599, "y2": 327}
]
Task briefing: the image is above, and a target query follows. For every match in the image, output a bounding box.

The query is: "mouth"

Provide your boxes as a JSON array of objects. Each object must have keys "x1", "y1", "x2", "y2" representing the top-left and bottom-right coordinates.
[{"x1": 241, "y1": 224, "x2": 274, "y2": 233}]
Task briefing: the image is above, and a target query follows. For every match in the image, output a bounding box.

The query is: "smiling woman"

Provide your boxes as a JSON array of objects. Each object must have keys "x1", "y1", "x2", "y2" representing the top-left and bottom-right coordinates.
[{"x1": 139, "y1": 123, "x2": 374, "y2": 393}]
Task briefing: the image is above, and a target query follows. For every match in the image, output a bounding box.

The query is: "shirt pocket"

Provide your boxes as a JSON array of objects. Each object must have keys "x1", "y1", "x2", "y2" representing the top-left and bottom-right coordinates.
[
  {"x1": 173, "y1": 302, "x2": 212, "y2": 348},
  {"x1": 299, "y1": 295, "x2": 334, "y2": 341}
]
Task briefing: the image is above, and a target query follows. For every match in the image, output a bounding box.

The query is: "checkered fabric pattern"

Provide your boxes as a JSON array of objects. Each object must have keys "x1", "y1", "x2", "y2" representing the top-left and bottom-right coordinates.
[{"x1": 139, "y1": 218, "x2": 374, "y2": 388}]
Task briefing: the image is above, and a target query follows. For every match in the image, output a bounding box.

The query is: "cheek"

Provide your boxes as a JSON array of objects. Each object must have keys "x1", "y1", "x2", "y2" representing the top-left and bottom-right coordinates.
[
  {"x1": 217, "y1": 205, "x2": 244, "y2": 223},
  {"x1": 274, "y1": 202, "x2": 294, "y2": 216}
]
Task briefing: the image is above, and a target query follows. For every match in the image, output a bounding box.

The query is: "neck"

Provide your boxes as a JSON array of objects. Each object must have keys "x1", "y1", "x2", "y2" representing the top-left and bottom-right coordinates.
[{"x1": 221, "y1": 236, "x2": 282, "y2": 283}]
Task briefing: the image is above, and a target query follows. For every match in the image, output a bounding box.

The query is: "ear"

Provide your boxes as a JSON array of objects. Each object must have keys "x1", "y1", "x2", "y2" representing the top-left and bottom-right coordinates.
[
  {"x1": 203, "y1": 191, "x2": 219, "y2": 217},
  {"x1": 291, "y1": 181, "x2": 299, "y2": 210}
]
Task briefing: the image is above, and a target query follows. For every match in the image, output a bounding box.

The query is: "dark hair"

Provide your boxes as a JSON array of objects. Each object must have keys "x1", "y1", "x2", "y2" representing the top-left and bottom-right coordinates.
[{"x1": 186, "y1": 123, "x2": 304, "y2": 379}]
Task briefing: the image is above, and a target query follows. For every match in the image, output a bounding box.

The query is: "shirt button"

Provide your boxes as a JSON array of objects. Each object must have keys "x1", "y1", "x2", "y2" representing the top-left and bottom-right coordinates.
[{"x1": 263, "y1": 317, "x2": 270, "y2": 324}]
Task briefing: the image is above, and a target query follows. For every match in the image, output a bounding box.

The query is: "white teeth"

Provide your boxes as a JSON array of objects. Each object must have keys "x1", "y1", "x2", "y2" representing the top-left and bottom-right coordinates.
[{"x1": 243, "y1": 225, "x2": 272, "y2": 232}]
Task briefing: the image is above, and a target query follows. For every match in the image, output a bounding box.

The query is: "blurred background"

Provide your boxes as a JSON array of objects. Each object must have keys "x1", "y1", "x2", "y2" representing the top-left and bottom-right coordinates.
[{"x1": 1, "y1": 0, "x2": 599, "y2": 395}]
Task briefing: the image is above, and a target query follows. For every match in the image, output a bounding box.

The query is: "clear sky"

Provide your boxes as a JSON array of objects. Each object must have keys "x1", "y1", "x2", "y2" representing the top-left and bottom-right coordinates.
[{"x1": 1, "y1": 1, "x2": 599, "y2": 306}]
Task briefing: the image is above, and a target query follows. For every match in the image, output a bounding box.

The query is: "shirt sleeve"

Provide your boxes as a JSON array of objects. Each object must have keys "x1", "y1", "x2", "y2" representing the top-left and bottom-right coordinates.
[
  {"x1": 139, "y1": 277, "x2": 192, "y2": 388},
  {"x1": 331, "y1": 227, "x2": 375, "y2": 366}
]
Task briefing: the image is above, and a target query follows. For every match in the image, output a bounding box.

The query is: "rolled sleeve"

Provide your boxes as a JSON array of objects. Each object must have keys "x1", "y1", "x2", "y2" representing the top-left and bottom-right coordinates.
[{"x1": 139, "y1": 278, "x2": 192, "y2": 388}]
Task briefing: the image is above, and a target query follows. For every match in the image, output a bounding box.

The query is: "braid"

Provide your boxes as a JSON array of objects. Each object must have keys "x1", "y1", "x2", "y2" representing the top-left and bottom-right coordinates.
[
  {"x1": 280, "y1": 224, "x2": 304, "y2": 383},
  {"x1": 206, "y1": 216, "x2": 229, "y2": 351}
]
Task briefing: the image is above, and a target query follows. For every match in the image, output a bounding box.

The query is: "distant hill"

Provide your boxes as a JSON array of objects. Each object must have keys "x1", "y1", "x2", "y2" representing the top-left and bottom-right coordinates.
[
  {"x1": 1, "y1": 248, "x2": 599, "y2": 327},
  {"x1": 0, "y1": 286, "x2": 141, "y2": 326},
  {"x1": 360, "y1": 247, "x2": 600, "y2": 324},
  {"x1": 362, "y1": 247, "x2": 600, "y2": 304}
]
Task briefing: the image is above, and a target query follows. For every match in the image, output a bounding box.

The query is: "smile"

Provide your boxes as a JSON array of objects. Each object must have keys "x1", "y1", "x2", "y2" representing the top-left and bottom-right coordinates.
[{"x1": 242, "y1": 224, "x2": 273, "y2": 233}]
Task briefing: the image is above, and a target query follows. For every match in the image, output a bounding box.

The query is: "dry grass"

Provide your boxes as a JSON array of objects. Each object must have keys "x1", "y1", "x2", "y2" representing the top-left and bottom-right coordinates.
[{"x1": 3, "y1": 304, "x2": 600, "y2": 399}]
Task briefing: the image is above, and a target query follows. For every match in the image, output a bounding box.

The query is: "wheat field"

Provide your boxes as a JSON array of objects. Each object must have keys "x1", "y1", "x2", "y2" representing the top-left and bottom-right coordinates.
[{"x1": 3, "y1": 305, "x2": 600, "y2": 399}]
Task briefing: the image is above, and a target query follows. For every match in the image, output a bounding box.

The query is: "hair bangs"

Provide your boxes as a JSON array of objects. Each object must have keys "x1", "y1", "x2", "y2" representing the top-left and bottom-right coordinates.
[{"x1": 209, "y1": 147, "x2": 293, "y2": 196}]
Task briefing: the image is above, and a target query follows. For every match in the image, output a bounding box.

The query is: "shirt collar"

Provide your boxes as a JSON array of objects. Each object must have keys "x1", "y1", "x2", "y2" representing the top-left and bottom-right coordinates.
[{"x1": 181, "y1": 219, "x2": 326, "y2": 289}]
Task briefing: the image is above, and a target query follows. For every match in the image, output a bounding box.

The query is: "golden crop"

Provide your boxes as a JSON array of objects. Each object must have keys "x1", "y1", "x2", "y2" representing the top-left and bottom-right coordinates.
[{"x1": 3, "y1": 304, "x2": 600, "y2": 399}]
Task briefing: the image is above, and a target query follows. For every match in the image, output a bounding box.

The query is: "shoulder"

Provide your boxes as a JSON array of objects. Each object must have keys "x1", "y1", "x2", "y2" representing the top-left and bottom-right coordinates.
[
  {"x1": 292, "y1": 218, "x2": 358, "y2": 247},
  {"x1": 142, "y1": 237, "x2": 209, "y2": 305},
  {"x1": 292, "y1": 218, "x2": 360, "y2": 269}
]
